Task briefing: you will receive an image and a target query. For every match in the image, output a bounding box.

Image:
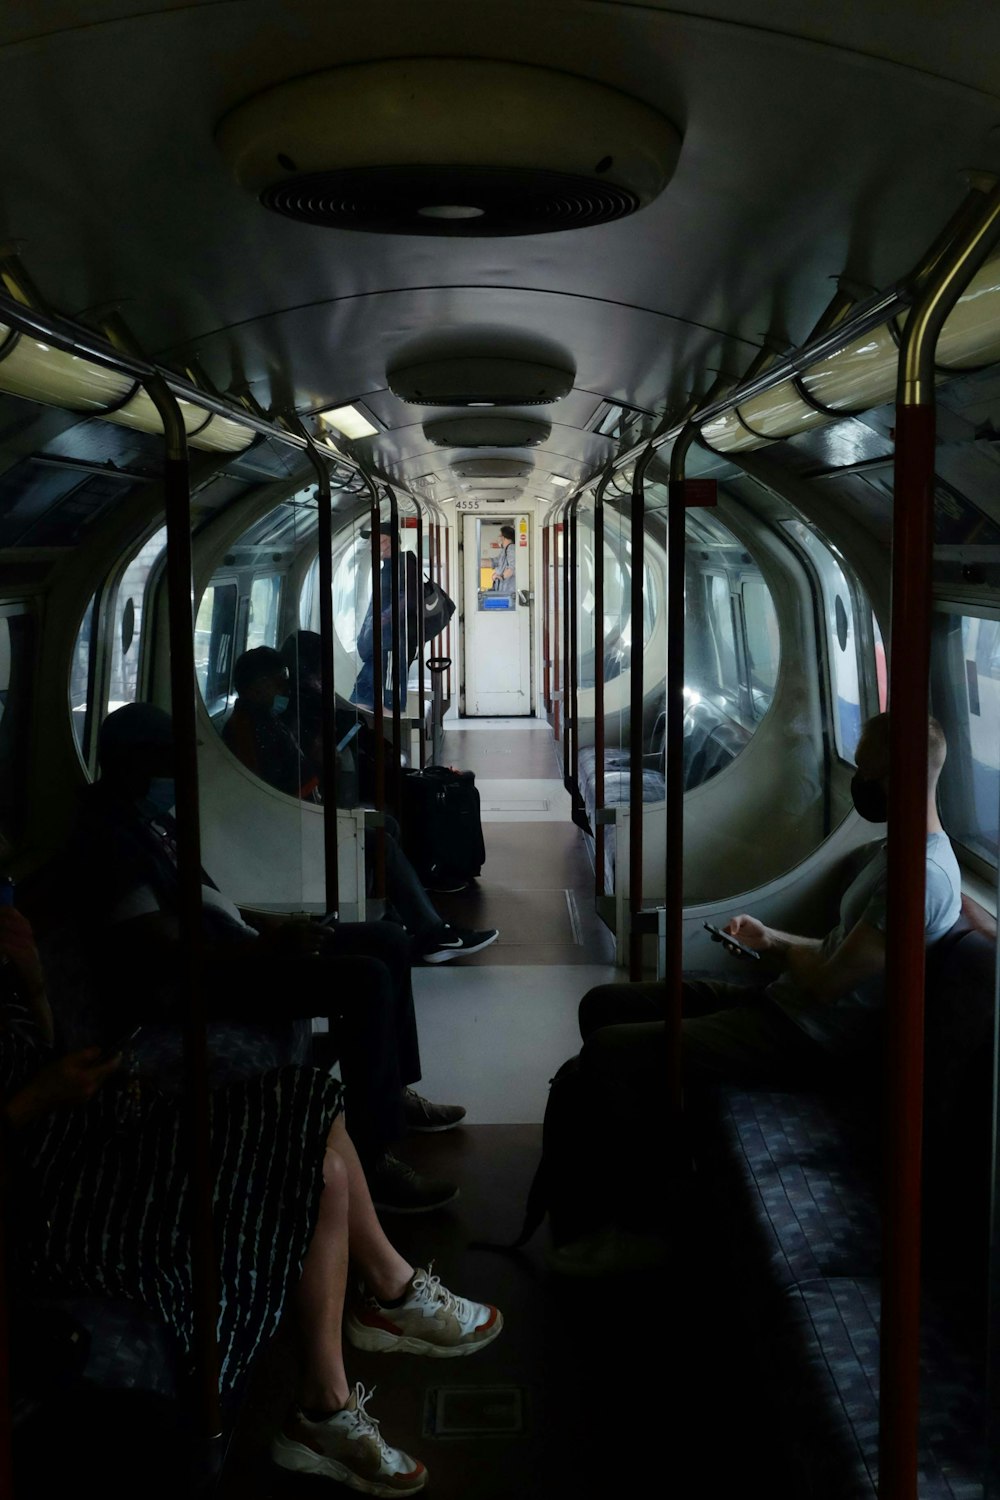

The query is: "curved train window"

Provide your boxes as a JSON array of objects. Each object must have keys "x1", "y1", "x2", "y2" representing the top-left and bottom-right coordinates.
[
  {"x1": 72, "y1": 524, "x2": 168, "y2": 763},
  {"x1": 107, "y1": 526, "x2": 166, "y2": 712},
  {"x1": 683, "y1": 514, "x2": 778, "y2": 747},
  {"x1": 195, "y1": 581, "x2": 239, "y2": 717},
  {"x1": 783, "y1": 519, "x2": 870, "y2": 761},
  {"x1": 931, "y1": 610, "x2": 1000, "y2": 871},
  {"x1": 740, "y1": 577, "x2": 780, "y2": 717},
  {"x1": 589, "y1": 523, "x2": 661, "y2": 685},
  {"x1": 246, "y1": 574, "x2": 281, "y2": 652},
  {"x1": 70, "y1": 595, "x2": 95, "y2": 756},
  {"x1": 0, "y1": 608, "x2": 35, "y2": 846}
]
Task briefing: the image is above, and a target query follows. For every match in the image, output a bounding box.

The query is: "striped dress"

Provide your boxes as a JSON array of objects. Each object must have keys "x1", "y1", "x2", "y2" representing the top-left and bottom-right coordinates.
[{"x1": 2, "y1": 993, "x2": 343, "y2": 1390}]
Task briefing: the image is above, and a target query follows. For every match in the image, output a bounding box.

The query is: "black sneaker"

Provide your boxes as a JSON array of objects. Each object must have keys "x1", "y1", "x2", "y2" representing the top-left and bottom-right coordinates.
[
  {"x1": 423, "y1": 876, "x2": 469, "y2": 894},
  {"x1": 370, "y1": 1152, "x2": 460, "y2": 1215},
  {"x1": 402, "y1": 1088, "x2": 466, "y2": 1134},
  {"x1": 420, "y1": 927, "x2": 499, "y2": 964}
]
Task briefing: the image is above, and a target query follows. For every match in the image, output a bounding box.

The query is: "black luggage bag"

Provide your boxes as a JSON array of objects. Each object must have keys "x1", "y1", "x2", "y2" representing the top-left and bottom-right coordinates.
[{"x1": 400, "y1": 766, "x2": 486, "y2": 884}]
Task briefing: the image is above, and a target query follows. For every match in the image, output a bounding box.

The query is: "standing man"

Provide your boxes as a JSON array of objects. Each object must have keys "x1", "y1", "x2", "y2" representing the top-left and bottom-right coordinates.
[
  {"x1": 352, "y1": 522, "x2": 419, "y2": 710},
  {"x1": 492, "y1": 524, "x2": 516, "y2": 597}
]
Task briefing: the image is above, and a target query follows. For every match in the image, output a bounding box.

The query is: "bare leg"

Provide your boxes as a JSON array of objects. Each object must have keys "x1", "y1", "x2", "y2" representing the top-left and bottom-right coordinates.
[
  {"x1": 293, "y1": 1144, "x2": 352, "y2": 1411},
  {"x1": 329, "y1": 1113, "x2": 414, "y2": 1301}
]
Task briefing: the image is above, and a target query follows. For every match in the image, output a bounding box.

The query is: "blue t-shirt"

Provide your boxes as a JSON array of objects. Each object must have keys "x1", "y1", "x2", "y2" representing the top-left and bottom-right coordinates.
[{"x1": 770, "y1": 832, "x2": 962, "y2": 1052}]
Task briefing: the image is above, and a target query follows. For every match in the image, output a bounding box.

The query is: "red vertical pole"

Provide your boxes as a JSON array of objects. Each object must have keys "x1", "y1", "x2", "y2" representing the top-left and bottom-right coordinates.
[
  {"x1": 880, "y1": 403, "x2": 935, "y2": 1500},
  {"x1": 628, "y1": 469, "x2": 646, "y2": 980},
  {"x1": 568, "y1": 499, "x2": 580, "y2": 797},
  {"x1": 552, "y1": 524, "x2": 561, "y2": 743},
  {"x1": 366, "y1": 480, "x2": 386, "y2": 897},
  {"x1": 416, "y1": 511, "x2": 426, "y2": 769},
  {"x1": 542, "y1": 525, "x2": 551, "y2": 715},
  {"x1": 666, "y1": 428, "x2": 697, "y2": 1113},
  {"x1": 594, "y1": 488, "x2": 606, "y2": 900},
  {"x1": 878, "y1": 177, "x2": 1000, "y2": 1500}
]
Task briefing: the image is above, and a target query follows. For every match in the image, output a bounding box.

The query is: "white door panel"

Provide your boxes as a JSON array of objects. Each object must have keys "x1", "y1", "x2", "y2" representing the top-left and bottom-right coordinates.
[{"x1": 463, "y1": 514, "x2": 532, "y2": 716}]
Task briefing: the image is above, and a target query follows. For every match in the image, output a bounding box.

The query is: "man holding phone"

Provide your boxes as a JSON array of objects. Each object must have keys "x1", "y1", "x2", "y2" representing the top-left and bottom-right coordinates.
[{"x1": 551, "y1": 713, "x2": 962, "y2": 1275}]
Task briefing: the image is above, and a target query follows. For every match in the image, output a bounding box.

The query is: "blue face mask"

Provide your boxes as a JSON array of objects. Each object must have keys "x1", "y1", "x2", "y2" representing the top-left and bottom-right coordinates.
[
  {"x1": 271, "y1": 695, "x2": 290, "y2": 717},
  {"x1": 139, "y1": 776, "x2": 176, "y2": 821}
]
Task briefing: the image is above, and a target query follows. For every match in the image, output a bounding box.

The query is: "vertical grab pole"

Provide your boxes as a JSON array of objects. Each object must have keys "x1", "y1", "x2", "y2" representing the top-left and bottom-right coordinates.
[
  {"x1": 542, "y1": 523, "x2": 551, "y2": 715},
  {"x1": 879, "y1": 177, "x2": 1000, "y2": 1500},
  {"x1": 416, "y1": 508, "x2": 427, "y2": 769},
  {"x1": 145, "y1": 370, "x2": 220, "y2": 1438},
  {"x1": 666, "y1": 425, "x2": 698, "y2": 1114},
  {"x1": 386, "y1": 487, "x2": 403, "y2": 821},
  {"x1": 561, "y1": 506, "x2": 572, "y2": 785},
  {"x1": 443, "y1": 524, "x2": 452, "y2": 705},
  {"x1": 627, "y1": 458, "x2": 648, "y2": 980},
  {"x1": 593, "y1": 468, "x2": 611, "y2": 901},
  {"x1": 299, "y1": 434, "x2": 340, "y2": 914},
  {"x1": 360, "y1": 472, "x2": 386, "y2": 897},
  {"x1": 568, "y1": 496, "x2": 581, "y2": 803},
  {"x1": 552, "y1": 522, "x2": 561, "y2": 743}
]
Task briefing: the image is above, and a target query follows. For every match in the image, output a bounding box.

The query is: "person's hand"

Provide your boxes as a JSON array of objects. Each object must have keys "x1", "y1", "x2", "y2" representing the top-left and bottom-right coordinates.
[
  {"x1": 6, "y1": 1049, "x2": 120, "y2": 1127},
  {"x1": 0, "y1": 908, "x2": 45, "y2": 997},
  {"x1": 266, "y1": 921, "x2": 328, "y2": 960},
  {"x1": 723, "y1": 914, "x2": 772, "y2": 955}
]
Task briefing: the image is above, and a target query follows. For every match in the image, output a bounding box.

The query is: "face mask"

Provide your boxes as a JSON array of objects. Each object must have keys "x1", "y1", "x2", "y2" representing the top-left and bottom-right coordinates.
[
  {"x1": 851, "y1": 773, "x2": 888, "y2": 824},
  {"x1": 139, "y1": 776, "x2": 176, "y2": 821},
  {"x1": 272, "y1": 695, "x2": 290, "y2": 717}
]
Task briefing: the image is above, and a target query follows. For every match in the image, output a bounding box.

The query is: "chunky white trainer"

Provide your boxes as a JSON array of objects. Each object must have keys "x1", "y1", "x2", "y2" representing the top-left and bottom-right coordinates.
[
  {"x1": 346, "y1": 1264, "x2": 503, "y2": 1358},
  {"x1": 271, "y1": 1383, "x2": 427, "y2": 1496}
]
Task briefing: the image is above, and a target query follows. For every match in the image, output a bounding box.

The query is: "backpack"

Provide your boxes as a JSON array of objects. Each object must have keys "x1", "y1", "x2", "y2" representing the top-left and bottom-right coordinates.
[
  {"x1": 475, "y1": 1055, "x2": 603, "y2": 1251},
  {"x1": 423, "y1": 579, "x2": 456, "y2": 642}
]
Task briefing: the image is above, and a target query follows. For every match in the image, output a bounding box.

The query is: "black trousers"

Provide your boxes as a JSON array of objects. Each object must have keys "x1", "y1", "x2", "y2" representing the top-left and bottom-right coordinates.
[
  {"x1": 203, "y1": 921, "x2": 421, "y2": 1169},
  {"x1": 575, "y1": 978, "x2": 831, "y2": 1229}
]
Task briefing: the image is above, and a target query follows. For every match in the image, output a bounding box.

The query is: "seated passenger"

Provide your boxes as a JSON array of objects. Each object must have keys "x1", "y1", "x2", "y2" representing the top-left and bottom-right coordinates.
[
  {"x1": 221, "y1": 645, "x2": 310, "y2": 797},
  {"x1": 556, "y1": 713, "x2": 961, "y2": 1275},
  {"x1": 274, "y1": 633, "x2": 499, "y2": 960},
  {"x1": 66, "y1": 702, "x2": 467, "y2": 1213},
  {"x1": 0, "y1": 905, "x2": 502, "y2": 1492}
]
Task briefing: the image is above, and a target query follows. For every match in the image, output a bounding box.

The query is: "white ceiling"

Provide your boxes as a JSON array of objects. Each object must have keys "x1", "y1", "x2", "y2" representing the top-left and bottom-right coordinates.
[{"x1": 3, "y1": 1, "x2": 1000, "y2": 503}]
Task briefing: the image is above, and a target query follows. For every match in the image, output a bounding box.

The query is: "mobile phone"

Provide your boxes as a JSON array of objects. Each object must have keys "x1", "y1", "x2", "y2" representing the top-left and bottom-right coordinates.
[
  {"x1": 336, "y1": 722, "x2": 362, "y2": 753},
  {"x1": 703, "y1": 921, "x2": 760, "y2": 961},
  {"x1": 97, "y1": 1026, "x2": 142, "y2": 1061},
  {"x1": 0, "y1": 877, "x2": 15, "y2": 908}
]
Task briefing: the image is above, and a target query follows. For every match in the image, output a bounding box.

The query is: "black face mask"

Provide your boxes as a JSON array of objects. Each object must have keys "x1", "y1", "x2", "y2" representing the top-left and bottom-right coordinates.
[{"x1": 851, "y1": 773, "x2": 888, "y2": 824}]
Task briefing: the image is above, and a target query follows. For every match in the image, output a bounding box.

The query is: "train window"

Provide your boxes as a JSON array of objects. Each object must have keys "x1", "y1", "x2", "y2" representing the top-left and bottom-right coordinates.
[
  {"x1": 195, "y1": 582, "x2": 239, "y2": 716},
  {"x1": 70, "y1": 595, "x2": 95, "y2": 756},
  {"x1": 784, "y1": 520, "x2": 869, "y2": 760},
  {"x1": 246, "y1": 574, "x2": 281, "y2": 651},
  {"x1": 932, "y1": 610, "x2": 1000, "y2": 870},
  {"x1": 107, "y1": 525, "x2": 166, "y2": 712},
  {"x1": 704, "y1": 573, "x2": 739, "y2": 698},
  {"x1": 0, "y1": 609, "x2": 34, "y2": 846},
  {"x1": 741, "y1": 577, "x2": 780, "y2": 716}
]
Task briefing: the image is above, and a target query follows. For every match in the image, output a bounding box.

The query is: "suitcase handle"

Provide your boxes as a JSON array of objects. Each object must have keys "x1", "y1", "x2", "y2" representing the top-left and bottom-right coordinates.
[{"x1": 427, "y1": 656, "x2": 452, "y2": 674}]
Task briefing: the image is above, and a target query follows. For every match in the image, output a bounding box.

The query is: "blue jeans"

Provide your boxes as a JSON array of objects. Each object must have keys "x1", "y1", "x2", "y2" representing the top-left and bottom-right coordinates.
[{"x1": 351, "y1": 649, "x2": 408, "y2": 711}]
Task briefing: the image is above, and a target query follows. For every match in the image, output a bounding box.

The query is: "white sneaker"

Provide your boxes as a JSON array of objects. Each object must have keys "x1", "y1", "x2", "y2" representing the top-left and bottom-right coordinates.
[
  {"x1": 271, "y1": 1383, "x2": 427, "y2": 1496},
  {"x1": 347, "y1": 1263, "x2": 503, "y2": 1358}
]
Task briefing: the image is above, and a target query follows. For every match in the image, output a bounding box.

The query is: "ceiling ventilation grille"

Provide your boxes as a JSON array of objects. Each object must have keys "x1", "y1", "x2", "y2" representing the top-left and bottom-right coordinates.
[
  {"x1": 261, "y1": 167, "x2": 639, "y2": 235},
  {"x1": 218, "y1": 60, "x2": 681, "y2": 238}
]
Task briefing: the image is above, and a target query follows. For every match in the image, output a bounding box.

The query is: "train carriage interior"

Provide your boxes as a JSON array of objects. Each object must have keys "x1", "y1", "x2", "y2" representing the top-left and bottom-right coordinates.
[{"x1": 3, "y1": 4, "x2": 1000, "y2": 1497}]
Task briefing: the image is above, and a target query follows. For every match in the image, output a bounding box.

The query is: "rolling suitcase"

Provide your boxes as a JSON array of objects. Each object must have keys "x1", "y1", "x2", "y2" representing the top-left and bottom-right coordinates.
[{"x1": 400, "y1": 766, "x2": 486, "y2": 885}]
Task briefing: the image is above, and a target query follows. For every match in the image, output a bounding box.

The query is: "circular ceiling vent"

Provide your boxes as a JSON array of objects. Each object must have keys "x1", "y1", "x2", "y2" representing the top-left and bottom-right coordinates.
[
  {"x1": 424, "y1": 416, "x2": 551, "y2": 447},
  {"x1": 389, "y1": 356, "x2": 574, "y2": 406},
  {"x1": 453, "y1": 457, "x2": 532, "y2": 480},
  {"x1": 217, "y1": 59, "x2": 681, "y2": 237}
]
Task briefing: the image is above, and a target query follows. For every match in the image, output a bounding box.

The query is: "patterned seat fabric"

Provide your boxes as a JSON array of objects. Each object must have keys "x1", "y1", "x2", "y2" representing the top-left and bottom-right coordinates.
[
  {"x1": 776, "y1": 1279, "x2": 985, "y2": 1500},
  {"x1": 697, "y1": 902, "x2": 996, "y2": 1497}
]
